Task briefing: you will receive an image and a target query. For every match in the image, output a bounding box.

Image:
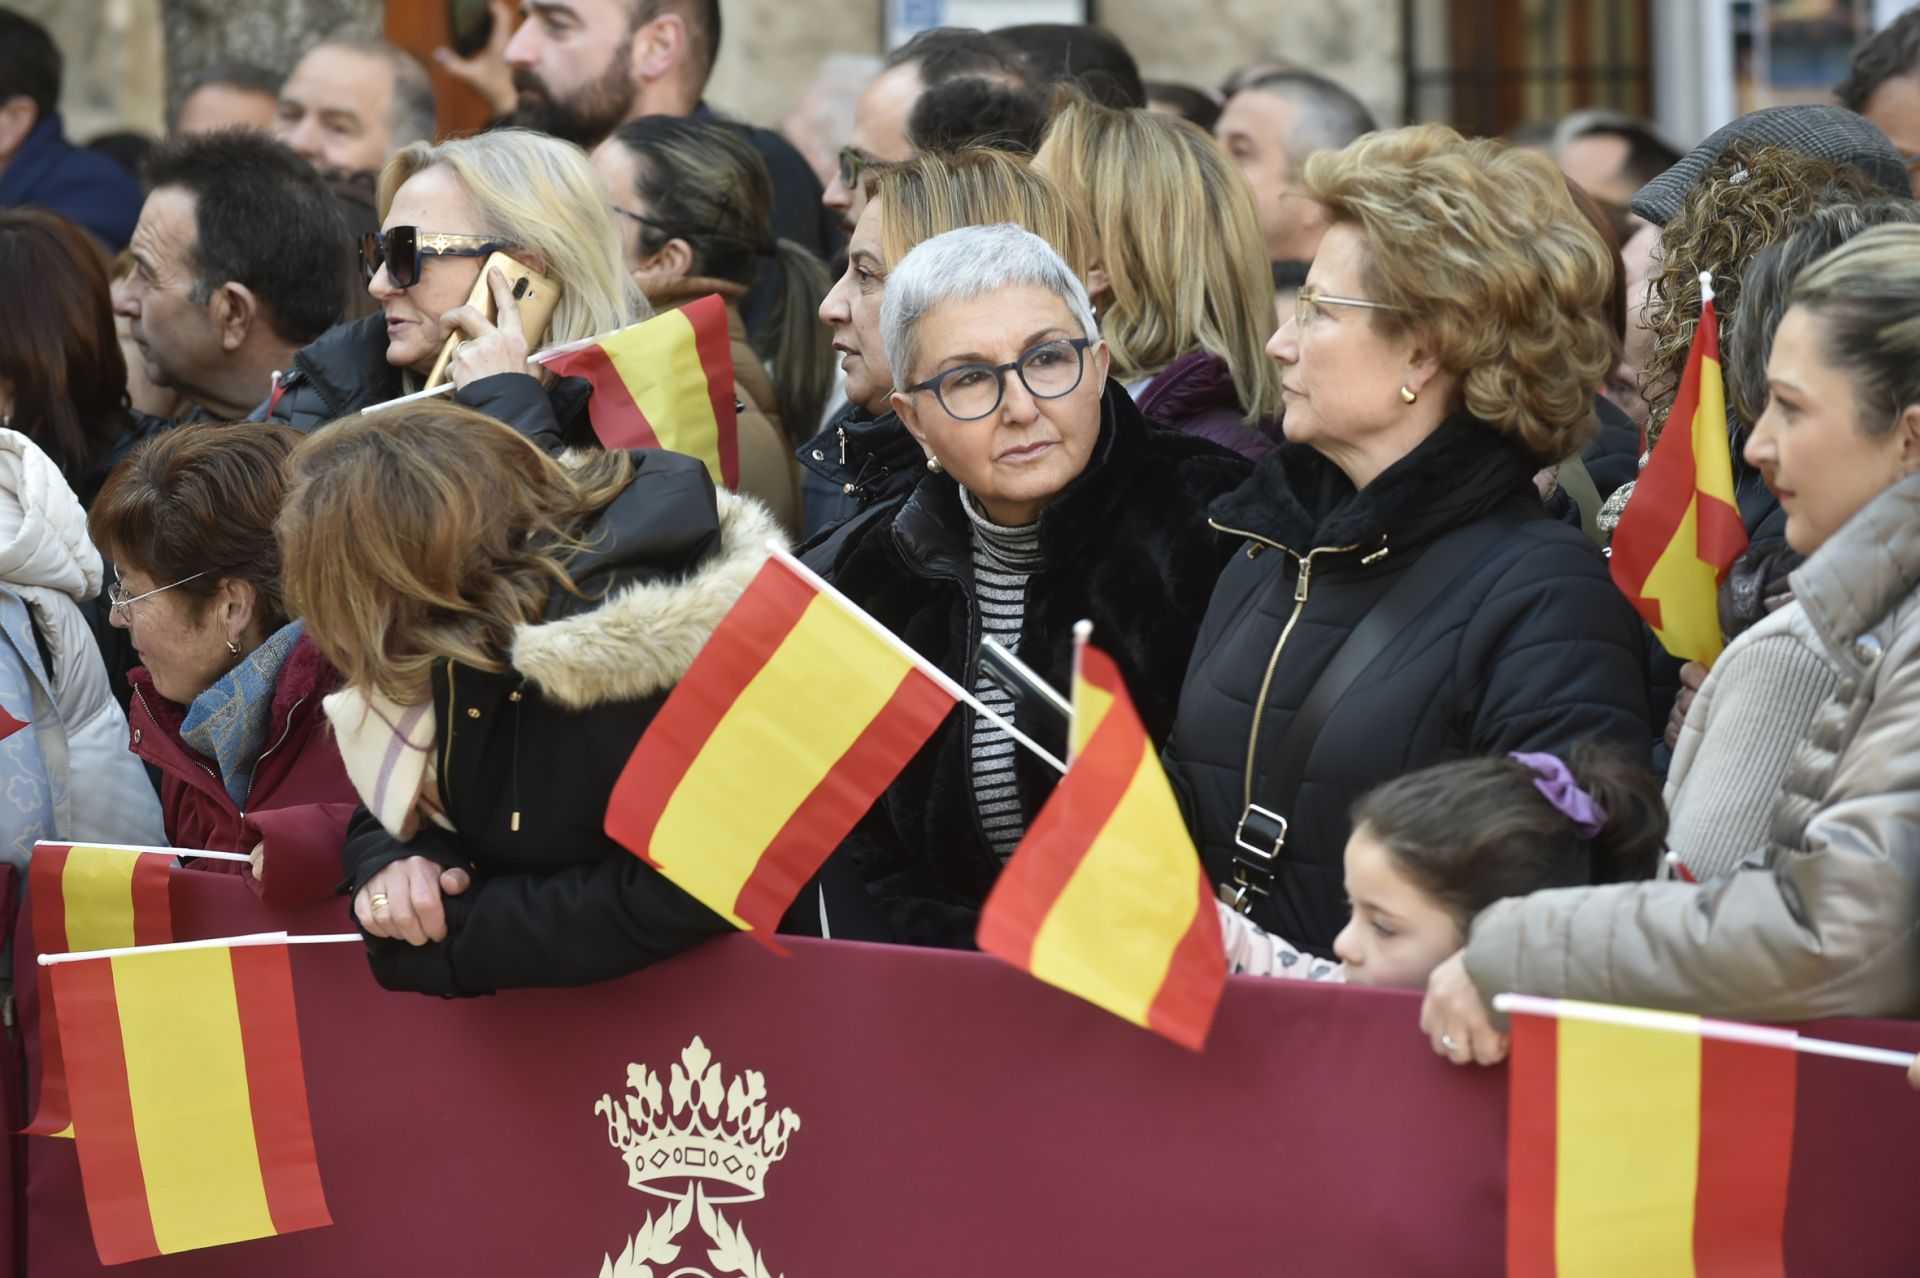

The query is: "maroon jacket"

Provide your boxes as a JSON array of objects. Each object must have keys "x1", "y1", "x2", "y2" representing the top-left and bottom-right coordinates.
[
  {"x1": 1135, "y1": 351, "x2": 1280, "y2": 462},
  {"x1": 126, "y1": 634, "x2": 357, "y2": 907}
]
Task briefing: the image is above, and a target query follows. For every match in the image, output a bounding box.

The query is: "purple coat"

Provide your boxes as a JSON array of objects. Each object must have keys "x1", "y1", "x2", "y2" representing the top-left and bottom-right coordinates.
[{"x1": 1134, "y1": 351, "x2": 1279, "y2": 461}]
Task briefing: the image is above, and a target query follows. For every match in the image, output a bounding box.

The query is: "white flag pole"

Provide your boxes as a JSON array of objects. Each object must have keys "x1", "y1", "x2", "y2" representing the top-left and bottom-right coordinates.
[
  {"x1": 771, "y1": 544, "x2": 1068, "y2": 773},
  {"x1": 356, "y1": 324, "x2": 635, "y2": 415},
  {"x1": 1493, "y1": 992, "x2": 1917, "y2": 1070},
  {"x1": 39, "y1": 932, "x2": 363, "y2": 967},
  {"x1": 32, "y1": 841, "x2": 250, "y2": 864}
]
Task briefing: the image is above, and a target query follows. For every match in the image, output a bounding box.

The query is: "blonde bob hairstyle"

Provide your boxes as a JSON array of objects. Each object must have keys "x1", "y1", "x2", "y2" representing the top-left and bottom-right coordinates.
[
  {"x1": 867, "y1": 148, "x2": 1094, "y2": 281},
  {"x1": 278, "y1": 402, "x2": 634, "y2": 703},
  {"x1": 377, "y1": 129, "x2": 646, "y2": 351},
  {"x1": 1040, "y1": 94, "x2": 1285, "y2": 424},
  {"x1": 1301, "y1": 125, "x2": 1615, "y2": 465}
]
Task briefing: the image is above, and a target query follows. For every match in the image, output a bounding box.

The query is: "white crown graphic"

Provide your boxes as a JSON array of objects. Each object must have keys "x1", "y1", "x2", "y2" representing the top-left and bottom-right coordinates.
[{"x1": 596, "y1": 1036, "x2": 799, "y2": 1205}]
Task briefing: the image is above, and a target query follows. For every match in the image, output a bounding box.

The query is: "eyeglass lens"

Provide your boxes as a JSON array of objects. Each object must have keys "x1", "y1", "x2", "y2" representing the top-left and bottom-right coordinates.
[
  {"x1": 937, "y1": 340, "x2": 1086, "y2": 420},
  {"x1": 361, "y1": 226, "x2": 419, "y2": 287}
]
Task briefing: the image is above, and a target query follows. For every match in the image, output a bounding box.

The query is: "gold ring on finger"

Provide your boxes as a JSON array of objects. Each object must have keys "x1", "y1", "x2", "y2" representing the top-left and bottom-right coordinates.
[{"x1": 370, "y1": 892, "x2": 390, "y2": 910}]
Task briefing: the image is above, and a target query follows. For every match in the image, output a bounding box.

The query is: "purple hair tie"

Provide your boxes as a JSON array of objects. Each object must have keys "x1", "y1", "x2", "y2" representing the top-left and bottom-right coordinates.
[{"x1": 1510, "y1": 752, "x2": 1608, "y2": 839}]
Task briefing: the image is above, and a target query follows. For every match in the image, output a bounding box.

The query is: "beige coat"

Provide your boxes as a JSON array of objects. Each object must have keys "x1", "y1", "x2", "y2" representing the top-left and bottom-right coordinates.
[
  {"x1": 1466, "y1": 471, "x2": 1920, "y2": 1023},
  {"x1": 641, "y1": 276, "x2": 802, "y2": 537}
]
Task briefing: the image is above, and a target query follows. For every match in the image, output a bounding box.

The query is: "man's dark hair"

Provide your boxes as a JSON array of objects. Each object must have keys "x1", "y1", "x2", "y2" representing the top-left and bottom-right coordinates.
[
  {"x1": 1235, "y1": 70, "x2": 1376, "y2": 161},
  {"x1": 886, "y1": 26, "x2": 1031, "y2": 88},
  {"x1": 1565, "y1": 119, "x2": 1683, "y2": 190},
  {"x1": 907, "y1": 78, "x2": 1048, "y2": 156},
  {"x1": 638, "y1": 0, "x2": 722, "y2": 78},
  {"x1": 143, "y1": 131, "x2": 351, "y2": 345},
  {"x1": 1145, "y1": 81, "x2": 1222, "y2": 134},
  {"x1": 994, "y1": 23, "x2": 1144, "y2": 109},
  {"x1": 1838, "y1": 9, "x2": 1920, "y2": 113},
  {"x1": 0, "y1": 8, "x2": 61, "y2": 122}
]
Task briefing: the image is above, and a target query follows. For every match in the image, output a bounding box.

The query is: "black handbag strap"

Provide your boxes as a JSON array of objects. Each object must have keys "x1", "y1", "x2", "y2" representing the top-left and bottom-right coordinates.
[{"x1": 1225, "y1": 494, "x2": 1543, "y2": 908}]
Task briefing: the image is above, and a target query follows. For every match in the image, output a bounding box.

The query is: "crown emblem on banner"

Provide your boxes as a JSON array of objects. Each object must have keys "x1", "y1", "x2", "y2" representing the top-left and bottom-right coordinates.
[{"x1": 595, "y1": 1036, "x2": 801, "y2": 1205}]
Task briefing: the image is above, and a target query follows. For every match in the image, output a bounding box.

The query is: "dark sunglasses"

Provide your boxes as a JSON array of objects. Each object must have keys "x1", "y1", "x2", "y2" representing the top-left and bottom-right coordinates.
[{"x1": 360, "y1": 226, "x2": 517, "y2": 290}]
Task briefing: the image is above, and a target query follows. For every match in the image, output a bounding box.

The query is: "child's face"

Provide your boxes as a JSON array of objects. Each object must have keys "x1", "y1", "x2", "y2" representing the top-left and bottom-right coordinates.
[{"x1": 1331, "y1": 827, "x2": 1466, "y2": 988}]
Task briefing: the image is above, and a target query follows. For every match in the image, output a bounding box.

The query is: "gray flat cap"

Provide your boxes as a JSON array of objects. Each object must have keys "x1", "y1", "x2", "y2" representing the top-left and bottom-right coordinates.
[{"x1": 1629, "y1": 105, "x2": 1911, "y2": 227}]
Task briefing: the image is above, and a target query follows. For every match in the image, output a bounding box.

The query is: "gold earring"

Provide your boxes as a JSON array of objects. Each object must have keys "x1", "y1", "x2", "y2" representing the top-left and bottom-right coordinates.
[{"x1": 1400, "y1": 386, "x2": 1418, "y2": 405}]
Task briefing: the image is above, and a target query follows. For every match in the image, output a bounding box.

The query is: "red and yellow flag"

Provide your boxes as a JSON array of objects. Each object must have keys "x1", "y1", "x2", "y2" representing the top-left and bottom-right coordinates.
[
  {"x1": 1610, "y1": 278, "x2": 1748, "y2": 664},
  {"x1": 976, "y1": 635, "x2": 1225, "y2": 1052},
  {"x1": 25, "y1": 843, "x2": 173, "y2": 1138},
  {"x1": 605, "y1": 550, "x2": 956, "y2": 942},
  {"x1": 1507, "y1": 1000, "x2": 1796, "y2": 1277},
  {"x1": 542, "y1": 294, "x2": 740, "y2": 489},
  {"x1": 50, "y1": 939, "x2": 332, "y2": 1265}
]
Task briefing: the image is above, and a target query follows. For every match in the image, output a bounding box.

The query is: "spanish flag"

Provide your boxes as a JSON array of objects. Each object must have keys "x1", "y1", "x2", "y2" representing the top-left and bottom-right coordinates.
[
  {"x1": 1610, "y1": 273, "x2": 1748, "y2": 664},
  {"x1": 976, "y1": 631, "x2": 1225, "y2": 1052},
  {"x1": 605, "y1": 549, "x2": 956, "y2": 941},
  {"x1": 541, "y1": 293, "x2": 740, "y2": 489},
  {"x1": 24, "y1": 842, "x2": 173, "y2": 1138},
  {"x1": 49, "y1": 938, "x2": 332, "y2": 1264},
  {"x1": 1506, "y1": 998, "x2": 1796, "y2": 1277}
]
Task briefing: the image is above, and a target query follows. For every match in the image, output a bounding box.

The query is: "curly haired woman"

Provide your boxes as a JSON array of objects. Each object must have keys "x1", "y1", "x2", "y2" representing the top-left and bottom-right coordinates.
[{"x1": 1163, "y1": 125, "x2": 1653, "y2": 957}]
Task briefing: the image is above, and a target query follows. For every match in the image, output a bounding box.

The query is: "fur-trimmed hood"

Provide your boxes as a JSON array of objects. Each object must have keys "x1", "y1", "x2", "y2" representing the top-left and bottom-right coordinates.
[{"x1": 510, "y1": 454, "x2": 786, "y2": 711}]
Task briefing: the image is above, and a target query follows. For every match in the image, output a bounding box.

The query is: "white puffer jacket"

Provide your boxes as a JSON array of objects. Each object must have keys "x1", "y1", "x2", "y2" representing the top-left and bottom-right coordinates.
[{"x1": 0, "y1": 429, "x2": 163, "y2": 865}]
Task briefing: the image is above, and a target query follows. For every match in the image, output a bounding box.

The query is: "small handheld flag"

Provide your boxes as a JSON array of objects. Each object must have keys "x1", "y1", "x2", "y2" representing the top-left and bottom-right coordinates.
[
  {"x1": 23, "y1": 843, "x2": 174, "y2": 1139},
  {"x1": 541, "y1": 294, "x2": 740, "y2": 489},
  {"x1": 605, "y1": 548, "x2": 959, "y2": 943},
  {"x1": 1610, "y1": 272, "x2": 1749, "y2": 664},
  {"x1": 47, "y1": 936, "x2": 332, "y2": 1264},
  {"x1": 977, "y1": 625, "x2": 1226, "y2": 1051}
]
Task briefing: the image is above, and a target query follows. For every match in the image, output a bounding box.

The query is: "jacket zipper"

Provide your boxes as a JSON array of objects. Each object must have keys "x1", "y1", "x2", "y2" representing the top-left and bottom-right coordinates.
[
  {"x1": 1208, "y1": 520, "x2": 1371, "y2": 813},
  {"x1": 508, "y1": 685, "x2": 525, "y2": 833},
  {"x1": 442, "y1": 661, "x2": 458, "y2": 800},
  {"x1": 134, "y1": 683, "x2": 224, "y2": 796},
  {"x1": 239, "y1": 695, "x2": 307, "y2": 817}
]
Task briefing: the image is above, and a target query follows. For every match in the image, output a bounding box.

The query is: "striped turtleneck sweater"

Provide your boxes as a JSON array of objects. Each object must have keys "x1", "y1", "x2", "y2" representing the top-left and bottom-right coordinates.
[{"x1": 960, "y1": 488, "x2": 1044, "y2": 860}]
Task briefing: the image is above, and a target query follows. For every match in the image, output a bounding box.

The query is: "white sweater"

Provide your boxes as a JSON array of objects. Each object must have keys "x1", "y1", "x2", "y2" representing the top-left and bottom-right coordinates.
[
  {"x1": 1664, "y1": 600, "x2": 1836, "y2": 881},
  {"x1": 0, "y1": 430, "x2": 164, "y2": 862}
]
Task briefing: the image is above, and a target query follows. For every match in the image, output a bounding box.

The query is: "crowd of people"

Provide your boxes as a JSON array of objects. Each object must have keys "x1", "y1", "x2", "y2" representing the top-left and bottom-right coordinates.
[{"x1": 5, "y1": 1, "x2": 1920, "y2": 1081}]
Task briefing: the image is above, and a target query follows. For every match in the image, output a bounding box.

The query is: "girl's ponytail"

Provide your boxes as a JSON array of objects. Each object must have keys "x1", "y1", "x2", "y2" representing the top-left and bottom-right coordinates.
[{"x1": 1563, "y1": 741, "x2": 1667, "y2": 884}]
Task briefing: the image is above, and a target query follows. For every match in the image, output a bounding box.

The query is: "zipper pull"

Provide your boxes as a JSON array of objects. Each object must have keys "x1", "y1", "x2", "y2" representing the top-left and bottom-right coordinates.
[
  {"x1": 1294, "y1": 555, "x2": 1313, "y2": 603},
  {"x1": 837, "y1": 425, "x2": 849, "y2": 465}
]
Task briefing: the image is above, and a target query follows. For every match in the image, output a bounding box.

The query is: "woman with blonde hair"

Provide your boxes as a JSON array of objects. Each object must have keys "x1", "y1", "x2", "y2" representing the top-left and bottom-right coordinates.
[
  {"x1": 268, "y1": 129, "x2": 644, "y2": 450},
  {"x1": 1427, "y1": 224, "x2": 1920, "y2": 1060},
  {"x1": 1164, "y1": 125, "x2": 1651, "y2": 961},
  {"x1": 801, "y1": 146, "x2": 1095, "y2": 535},
  {"x1": 279, "y1": 400, "x2": 780, "y2": 996},
  {"x1": 1037, "y1": 93, "x2": 1284, "y2": 459}
]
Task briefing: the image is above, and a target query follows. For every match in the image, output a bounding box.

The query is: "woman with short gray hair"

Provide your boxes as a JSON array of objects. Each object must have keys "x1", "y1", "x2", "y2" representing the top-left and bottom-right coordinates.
[{"x1": 804, "y1": 223, "x2": 1250, "y2": 947}]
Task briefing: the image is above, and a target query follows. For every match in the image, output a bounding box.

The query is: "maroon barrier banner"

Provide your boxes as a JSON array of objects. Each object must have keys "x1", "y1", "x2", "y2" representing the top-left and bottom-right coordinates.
[{"x1": 13, "y1": 865, "x2": 1920, "y2": 1276}]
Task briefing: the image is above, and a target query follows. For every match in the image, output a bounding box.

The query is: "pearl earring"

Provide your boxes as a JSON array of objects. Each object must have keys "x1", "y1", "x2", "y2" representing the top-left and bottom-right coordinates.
[{"x1": 926, "y1": 456, "x2": 942, "y2": 474}]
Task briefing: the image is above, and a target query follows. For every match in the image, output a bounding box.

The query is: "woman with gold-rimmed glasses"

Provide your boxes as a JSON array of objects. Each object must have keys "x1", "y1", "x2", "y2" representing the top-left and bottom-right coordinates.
[
  {"x1": 1163, "y1": 124, "x2": 1655, "y2": 966},
  {"x1": 800, "y1": 223, "x2": 1249, "y2": 948},
  {"x1": 268, "y1": 129, "x2": 643, "y2": 451}
]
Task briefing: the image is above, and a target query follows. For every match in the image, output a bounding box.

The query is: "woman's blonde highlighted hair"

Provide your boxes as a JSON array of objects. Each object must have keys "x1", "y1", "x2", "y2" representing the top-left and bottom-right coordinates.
[
  {"x1": 378, "y1": 129, "x2": 645, "y2": 349},
  {"x1": 1302, "y1": 124, "x2": 1616, "y2": 464},
  {"x1": 868, "y1": 148, "x2": 1093, "y2": 280},
  {"x1": 1040, "y1": 93, "x2": 1285, "y2": 424},
  {"x1": 278, "y1": 403, "x2": 634, "y2": 703}
]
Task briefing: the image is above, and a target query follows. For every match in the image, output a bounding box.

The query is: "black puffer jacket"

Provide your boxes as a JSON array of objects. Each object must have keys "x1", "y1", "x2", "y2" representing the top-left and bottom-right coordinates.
[
  {"x1": 339, "y1": 452, "x2": 785, "y2": 996},
  {"x1": 805, "y1": 383, "x2": 1251, "y2": 947},
  {"x1": 1164, "y1": 416, "x2": 1651, "y2": 956},
  {"x1": 264, "y1": 312, "x2": 596, "y2": 451},
  {"x1": 795, "y1": 399, "x2": 925, "y2": 541}
]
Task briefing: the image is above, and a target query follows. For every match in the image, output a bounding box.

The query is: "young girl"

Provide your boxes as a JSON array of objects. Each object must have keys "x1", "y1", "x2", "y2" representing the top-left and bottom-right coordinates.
[{"x1": 1219, "y1": 745, "x2": 1665, "y2": 987}]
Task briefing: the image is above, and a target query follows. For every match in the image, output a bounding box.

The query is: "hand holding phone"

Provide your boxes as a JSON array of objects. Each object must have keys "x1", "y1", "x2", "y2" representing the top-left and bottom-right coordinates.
[{"x1": 428, "y1": 254, "x2": 563, "y2": 390}]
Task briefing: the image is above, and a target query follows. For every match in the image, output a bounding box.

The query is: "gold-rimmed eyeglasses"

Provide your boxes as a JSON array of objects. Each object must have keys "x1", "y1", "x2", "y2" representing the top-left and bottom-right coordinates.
[{"x1": 1294, "y1": 287, "x2": 1403, "y2": 335}]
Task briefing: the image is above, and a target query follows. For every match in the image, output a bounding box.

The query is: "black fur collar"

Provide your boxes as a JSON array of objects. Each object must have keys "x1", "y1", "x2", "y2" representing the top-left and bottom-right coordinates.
[{"x1": 1208, "y1": 415, "x2": 1537, "y2": 551}]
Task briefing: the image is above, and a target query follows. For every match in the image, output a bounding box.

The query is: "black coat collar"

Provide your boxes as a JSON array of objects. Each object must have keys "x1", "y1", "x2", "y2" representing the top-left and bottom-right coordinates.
[
  {"x1": 1208, "y1": 414, "x2": 1539, "y2": 553},
  {"x1": 888, "y1": 379, "x2": 1144, "y2": 579}
]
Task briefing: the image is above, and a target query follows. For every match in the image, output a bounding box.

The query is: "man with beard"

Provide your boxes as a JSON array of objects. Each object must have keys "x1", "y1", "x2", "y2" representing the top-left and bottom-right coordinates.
[{"x1": 502, "y1": 0, "x2": 837, "y2": 262}]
